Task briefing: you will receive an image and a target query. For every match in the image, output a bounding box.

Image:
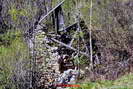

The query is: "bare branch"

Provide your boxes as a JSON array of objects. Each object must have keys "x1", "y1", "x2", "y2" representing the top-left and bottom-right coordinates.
[{"x1": 89, "y1": 0, "x2": 93, "y2": 68}]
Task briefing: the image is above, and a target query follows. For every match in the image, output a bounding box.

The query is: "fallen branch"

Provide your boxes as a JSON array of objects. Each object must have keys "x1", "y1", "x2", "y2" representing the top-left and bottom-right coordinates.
[{"x1": 50, "y1": 38, "x2": 89, "y2": 57}]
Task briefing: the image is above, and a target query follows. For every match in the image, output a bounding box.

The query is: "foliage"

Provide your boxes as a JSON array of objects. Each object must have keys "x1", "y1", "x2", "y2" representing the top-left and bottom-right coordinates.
[
  {"x1": 9, "y1": 7, "x2": 29, "y2": 21},
  {"x1": 62, "y1": 0, "x2": 76, "y2": 25},
  {"x1": 0, "y1": 30, "x2": 29, "y2": 89},
  {"x1": 8, "y1": 4, "x2": 30, "y2": 24},
  {"x1": 74, "y1": 55, "x2": 88, "y2": 65},
  {"x1": 5, "y1": 0, "x2": 38, "y2": 32}
]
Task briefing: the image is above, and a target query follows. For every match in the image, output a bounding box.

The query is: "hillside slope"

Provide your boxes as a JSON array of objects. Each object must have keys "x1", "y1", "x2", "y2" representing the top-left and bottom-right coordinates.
[{"x1": 0, "y1": 0, "x2": 133, "y2": 89}]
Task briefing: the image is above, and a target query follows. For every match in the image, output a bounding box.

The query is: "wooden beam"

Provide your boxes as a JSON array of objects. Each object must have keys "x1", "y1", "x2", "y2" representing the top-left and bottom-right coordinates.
[
  {"x1": 39, "y1": 0, "x2": 65, "y2": 23},
  {"x1": 50, "y1": 38, "x2": 89, "y2": 57}
]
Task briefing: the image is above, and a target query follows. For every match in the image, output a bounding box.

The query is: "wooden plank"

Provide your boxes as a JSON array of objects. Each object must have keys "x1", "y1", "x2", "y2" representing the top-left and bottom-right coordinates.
[{"x1": 39, "y1": 0, "x2": 65, "y2": 23}]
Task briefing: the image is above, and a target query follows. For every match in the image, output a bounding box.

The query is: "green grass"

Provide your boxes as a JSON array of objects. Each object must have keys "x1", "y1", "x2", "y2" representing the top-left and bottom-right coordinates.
[
  {"x1": 0, "y1": 30, "x2": 29, "y2": 89},
  {"x1": 70, "y1": 73, "x2": 133, "y2": 89}
]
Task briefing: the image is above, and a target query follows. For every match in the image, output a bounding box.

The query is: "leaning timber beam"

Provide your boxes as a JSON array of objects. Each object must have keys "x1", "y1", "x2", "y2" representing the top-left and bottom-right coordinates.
[
  {"x1": 50, "y1": 38, "x2": 89, "y2": 57},
  {"x1": 64, "y1": 22, "x2": 78, "y2": 32},
  {"x1": 64, "y1": 21, "x2": 105, "y2": 32},
  {"x1": 39, "y1": 0, "x2": 65, "y2": 23}
]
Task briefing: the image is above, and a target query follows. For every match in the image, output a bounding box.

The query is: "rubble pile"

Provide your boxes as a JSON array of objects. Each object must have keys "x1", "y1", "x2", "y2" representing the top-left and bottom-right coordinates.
[{"x1": 33, "y1": 28, "x2": 79, "y2": 89}]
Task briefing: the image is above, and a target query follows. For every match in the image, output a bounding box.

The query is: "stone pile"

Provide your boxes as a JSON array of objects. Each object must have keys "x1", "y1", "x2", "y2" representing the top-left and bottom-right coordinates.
[{"x1": 33, "y1": 28, "x2": 79, "y2": 89}]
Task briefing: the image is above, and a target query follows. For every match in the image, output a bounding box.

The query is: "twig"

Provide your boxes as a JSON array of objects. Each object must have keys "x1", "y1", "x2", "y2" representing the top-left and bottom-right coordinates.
[
  {"x1": 50, "y1": 38, "x2": 89, "y2": 57},
  {"x1": 69, "y1": 29, "x2": 78, "y2": 46},
  {"x1": 95, "y1": 54, "x2": 100, "y2": 64},
  {"x1": 77, "y1": 13, "x2": 80, "y2": 74},
  {"x1": 89, "y1": 0, "x2": 93, "y2": 68}
]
